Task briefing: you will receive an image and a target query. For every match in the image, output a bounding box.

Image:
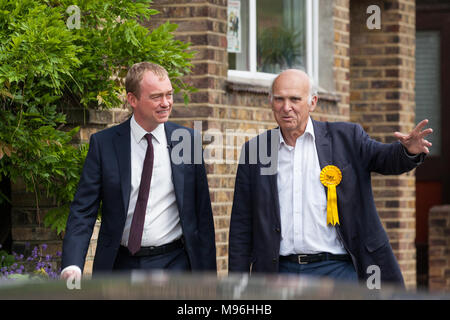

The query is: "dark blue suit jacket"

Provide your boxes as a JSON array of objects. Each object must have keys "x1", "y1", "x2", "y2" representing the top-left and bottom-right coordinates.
[
  {"x1": 229, "y1": 120, "x2": 423, "y2": 286},
  {"x1": 62, "y1": 119, "x2": 216, "y2": 273}
]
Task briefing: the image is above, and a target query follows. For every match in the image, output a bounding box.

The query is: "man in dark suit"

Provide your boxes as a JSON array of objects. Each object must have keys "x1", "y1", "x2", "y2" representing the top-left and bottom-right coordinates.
[
  {"x1": 228, "y1": 69, "x2": 432, "y2": 287},
  {"x1": 61, "y1": 62, "x2": 216, "y2": 281}
]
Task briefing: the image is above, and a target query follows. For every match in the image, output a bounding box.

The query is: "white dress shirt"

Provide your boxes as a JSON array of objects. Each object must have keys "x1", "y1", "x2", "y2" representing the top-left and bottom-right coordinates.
[
  {"x1": 121, "y1": 115, "x2": 183, "y2": 247},
  {"x1": 61, "y1": 116, "x2": 183, "y2": 277},
  {"x1": 277, "y1": 117, "x2": 346, "y2": 256}
]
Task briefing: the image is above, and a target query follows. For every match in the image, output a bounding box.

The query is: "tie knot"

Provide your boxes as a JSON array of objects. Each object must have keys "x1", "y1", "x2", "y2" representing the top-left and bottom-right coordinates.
[{"x1": 144, "y1": 133, "x2": 153, "y2": 143}]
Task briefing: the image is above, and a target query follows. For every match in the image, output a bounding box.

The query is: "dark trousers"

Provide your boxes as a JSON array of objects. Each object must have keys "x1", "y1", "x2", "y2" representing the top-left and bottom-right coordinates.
[
  {"x1": 113, "y1": 246, "x2": 191, "y2": 272},
  {"x1": 279, "y1": 259, "x2": 358, "y2": 282}
]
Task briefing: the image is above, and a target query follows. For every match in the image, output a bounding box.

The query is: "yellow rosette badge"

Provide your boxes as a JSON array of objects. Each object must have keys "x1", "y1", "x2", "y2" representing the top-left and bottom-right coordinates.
[{"x1": 320, "y1": 165, "x2": 342, "y2": 226}]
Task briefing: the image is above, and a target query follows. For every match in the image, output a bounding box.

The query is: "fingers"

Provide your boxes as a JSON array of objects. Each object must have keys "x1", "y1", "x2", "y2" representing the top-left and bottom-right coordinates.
[
  {"x1": 395, "y1": 119, "x2": 433, "y2": 140},
  {"x1": 60, "y1": 269, "x2": 81, "y2": 281},
  {"x1": 60, "y1": 270, "x2": 73, "y2": 280},
  {"x1": 419, "y1": 127, "x2": 433, "y2": 139},
  {"x1": 423, "y1": 138, "x2": 432, "y2": 146},
  {"x1": 414, "y1": 119, "x2": 429, "y2": 133}
]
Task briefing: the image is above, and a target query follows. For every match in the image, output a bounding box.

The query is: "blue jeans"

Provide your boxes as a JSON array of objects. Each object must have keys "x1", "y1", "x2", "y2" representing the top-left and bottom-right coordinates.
[{"x1": 279, "y1": 258, "x2": 358, "y2": 282}]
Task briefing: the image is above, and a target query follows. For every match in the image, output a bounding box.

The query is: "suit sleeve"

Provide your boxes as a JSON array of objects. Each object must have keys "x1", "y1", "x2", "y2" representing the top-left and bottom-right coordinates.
[
  {"x1": 194, "y1": 133, "x2": 217, "y2": 271},
  {"x1": 355, "y1": 124, "x2": 423, "y2": 174},
  {"x1": 61, "y1": 134, "x2": 102, "y2": 272},
  {"x1": 228, "y1": 144, "x2": 253, "y2": 272}
]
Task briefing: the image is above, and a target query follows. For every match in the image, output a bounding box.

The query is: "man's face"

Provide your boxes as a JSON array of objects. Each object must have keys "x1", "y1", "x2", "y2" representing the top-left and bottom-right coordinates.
[
  {"x1": 127, "y1": 70, "x2": 173, "y2": 132},
  {"x1": 271, "y1": 70, "x2": 317, "y2": 136}
]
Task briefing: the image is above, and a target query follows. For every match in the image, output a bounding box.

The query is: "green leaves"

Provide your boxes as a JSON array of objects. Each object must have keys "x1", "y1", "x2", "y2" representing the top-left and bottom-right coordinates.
[
  {"x1": 0, "y1": 0, "x2": 195, "y2": 234},
  {"x1": 0, "y1": 106, "x2": 86, "y2": 206}
]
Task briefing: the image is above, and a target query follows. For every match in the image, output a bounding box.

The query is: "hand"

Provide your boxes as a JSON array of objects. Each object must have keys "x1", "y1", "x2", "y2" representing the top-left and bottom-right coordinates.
[
  {"x1": 60, "y1": 268, "x2": 81, "y2": 281},
  {"x1": 394, "y1": 119, "x2": 433, "y2": 155}
]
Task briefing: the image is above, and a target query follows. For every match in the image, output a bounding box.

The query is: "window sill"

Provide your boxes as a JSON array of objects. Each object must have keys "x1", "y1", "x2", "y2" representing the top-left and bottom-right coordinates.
[
  {"x1": 227, "y1": 70, "x2": 276, "y2": 91},
  {"x1": 227, "y1": 71, "x2": 341, "y2": 103}
]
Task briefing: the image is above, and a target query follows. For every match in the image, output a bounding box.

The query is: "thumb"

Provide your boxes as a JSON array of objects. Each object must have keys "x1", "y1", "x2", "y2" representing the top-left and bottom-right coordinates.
[{"x1": 394, "y1": 132, "x2": 405, "y2": 140}]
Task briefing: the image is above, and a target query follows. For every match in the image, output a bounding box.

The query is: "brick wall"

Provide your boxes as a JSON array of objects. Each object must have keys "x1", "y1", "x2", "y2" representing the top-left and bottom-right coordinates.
[
  {"x1": 428, "y1": 205, "x2": 450, "y2": 291},
  {"x1": 332, "y1": 0, "x2": 351, "y2": 121},
  {"x1": 349, "y1": 0, "x2": 417, "y2": 288}
]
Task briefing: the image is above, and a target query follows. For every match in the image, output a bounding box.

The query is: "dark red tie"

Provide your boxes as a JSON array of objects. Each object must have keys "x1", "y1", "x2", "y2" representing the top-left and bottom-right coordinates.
[{"x1": 128, "y1": 133, "x2": 154, "y2": 255}]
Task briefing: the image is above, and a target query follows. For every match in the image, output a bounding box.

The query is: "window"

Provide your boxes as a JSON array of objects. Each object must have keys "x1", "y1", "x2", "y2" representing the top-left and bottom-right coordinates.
[
  {"x1": 415, "y1": 30, "x2": 441, "y2": 156},
  {"x1": 227, "y1": 0, "x2": 318, "y2": 85}
]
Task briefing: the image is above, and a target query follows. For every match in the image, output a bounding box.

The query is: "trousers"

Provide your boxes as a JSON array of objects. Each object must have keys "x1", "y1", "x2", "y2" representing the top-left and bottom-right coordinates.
[
  {"x1": 113, "y1": 246, "x2": 191, "y2": 272},
  {"x1": 279, "y1": 258, "x2": 358, "y2": 282}
]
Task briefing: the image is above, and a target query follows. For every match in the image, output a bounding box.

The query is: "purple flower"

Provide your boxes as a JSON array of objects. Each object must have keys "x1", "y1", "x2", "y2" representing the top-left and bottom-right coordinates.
[{"x1": 41, "y1": 244, "x2": 48, "y2": 251}]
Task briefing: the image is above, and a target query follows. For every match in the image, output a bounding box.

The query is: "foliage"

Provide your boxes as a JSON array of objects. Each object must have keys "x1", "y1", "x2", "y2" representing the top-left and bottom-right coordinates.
[
  {"x1": 0, "y1": 243, "x2": 61, "y2": 280},
  {"x1": 257, "y1": 26, "x2": 304, "y2": 74},
  {"x1": 0, "y1": 0, "x2": 195, "y2": 233},
  {"x1": 0, "y1": 107, "x2": 88, "y2": 228}
]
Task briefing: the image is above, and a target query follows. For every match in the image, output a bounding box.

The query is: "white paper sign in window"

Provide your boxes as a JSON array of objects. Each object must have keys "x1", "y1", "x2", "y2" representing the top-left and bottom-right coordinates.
[{"x1": 227, "y1": 0, "x2": 242, "y2": 53}]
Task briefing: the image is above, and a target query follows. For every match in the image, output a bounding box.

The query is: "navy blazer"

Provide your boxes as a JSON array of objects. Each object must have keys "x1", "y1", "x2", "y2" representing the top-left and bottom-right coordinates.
[
  {"x1": 61, "y1": 119, "x2": 216, "y2": 273},
  {"x1": 229, "y1": 119, "x2": 423, "y2": 286}
]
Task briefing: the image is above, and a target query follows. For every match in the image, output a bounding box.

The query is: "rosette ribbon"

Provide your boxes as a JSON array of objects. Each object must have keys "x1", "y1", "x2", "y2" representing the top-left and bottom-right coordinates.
[{"x1": 320, "y1": 165, "x2": 342, "y2": 226}]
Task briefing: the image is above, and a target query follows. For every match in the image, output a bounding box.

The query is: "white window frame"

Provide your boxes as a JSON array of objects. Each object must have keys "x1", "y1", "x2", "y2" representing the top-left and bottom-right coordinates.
[{"x1": 227, "y1": 0, "x2": 319, "y2": 87}]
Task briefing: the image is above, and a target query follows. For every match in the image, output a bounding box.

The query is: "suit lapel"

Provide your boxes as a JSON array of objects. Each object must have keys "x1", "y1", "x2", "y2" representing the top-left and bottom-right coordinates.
[
  {"x1": 165, "y1": 122, "x2": 185, "y2": 212},
  {"x1": 113, "y1": 118, "x2": 132, "y2": 215},
  {"x1": 265, "y1": 128, "x2": 281, "y2": 226},
  {"x1": 312, "y1": 119, "x2": 334, "y2": 209},
  {"x1": 312, "y1": 119, "x2": 332, "y2": 169}
]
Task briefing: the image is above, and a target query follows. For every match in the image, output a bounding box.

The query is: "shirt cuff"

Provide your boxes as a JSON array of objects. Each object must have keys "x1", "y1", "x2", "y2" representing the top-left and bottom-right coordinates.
[{"x1": 402, "y1": 145, "x2": 424, "y2": 163}]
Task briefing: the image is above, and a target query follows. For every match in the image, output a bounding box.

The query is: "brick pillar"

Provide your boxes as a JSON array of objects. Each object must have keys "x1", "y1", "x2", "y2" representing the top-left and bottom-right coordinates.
[
  {"x1": 428, "y1": 205, "x2": 450, "y2": 291},
  {"x1": 148, "y1": 0, "x2": 229, "y2": 275},
  {"x1": 332, "y1": 0, "x2": 351, "y2": 121},
  {"x1": 350, "y1": 0, "x2": 417, "y2": 288}
]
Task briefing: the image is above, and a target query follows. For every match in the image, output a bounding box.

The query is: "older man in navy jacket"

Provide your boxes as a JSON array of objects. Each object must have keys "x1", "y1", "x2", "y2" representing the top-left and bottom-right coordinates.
[{"x1": 228, "y1": 69, "x2": 432, "y2": 287}]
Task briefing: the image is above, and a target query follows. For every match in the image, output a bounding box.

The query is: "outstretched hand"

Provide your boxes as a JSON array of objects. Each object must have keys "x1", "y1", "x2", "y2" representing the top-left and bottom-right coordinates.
[{"x1": 394, "y1": 119, "x2": 433, "y2": 155}]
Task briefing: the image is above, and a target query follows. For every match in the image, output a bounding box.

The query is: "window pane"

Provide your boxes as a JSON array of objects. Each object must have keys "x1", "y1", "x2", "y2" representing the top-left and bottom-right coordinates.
[
  {"x1": 228, "y1": 0, "x2": 250, "y2": 71},
  {"x1": 415, "y1": 31, "x2": 441, "y2": 156},
  {"x1": 257, "y1": 0, "x2": 306, "y2": 73}
]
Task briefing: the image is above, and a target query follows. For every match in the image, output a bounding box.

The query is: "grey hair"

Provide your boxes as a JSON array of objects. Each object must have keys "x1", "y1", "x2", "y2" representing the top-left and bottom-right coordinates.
[{"x1": 269, "y1": 70, "x2": 318, "y2": 105}]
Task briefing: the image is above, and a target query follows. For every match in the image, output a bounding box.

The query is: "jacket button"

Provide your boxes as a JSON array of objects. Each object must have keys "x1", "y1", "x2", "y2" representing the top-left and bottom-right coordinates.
[
  {"x1": 272, "y1": 258, "x2": 277, "y2": 263},
  {"x1": 275, "y1": 227, "x2": 280, "y2": 233}
]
